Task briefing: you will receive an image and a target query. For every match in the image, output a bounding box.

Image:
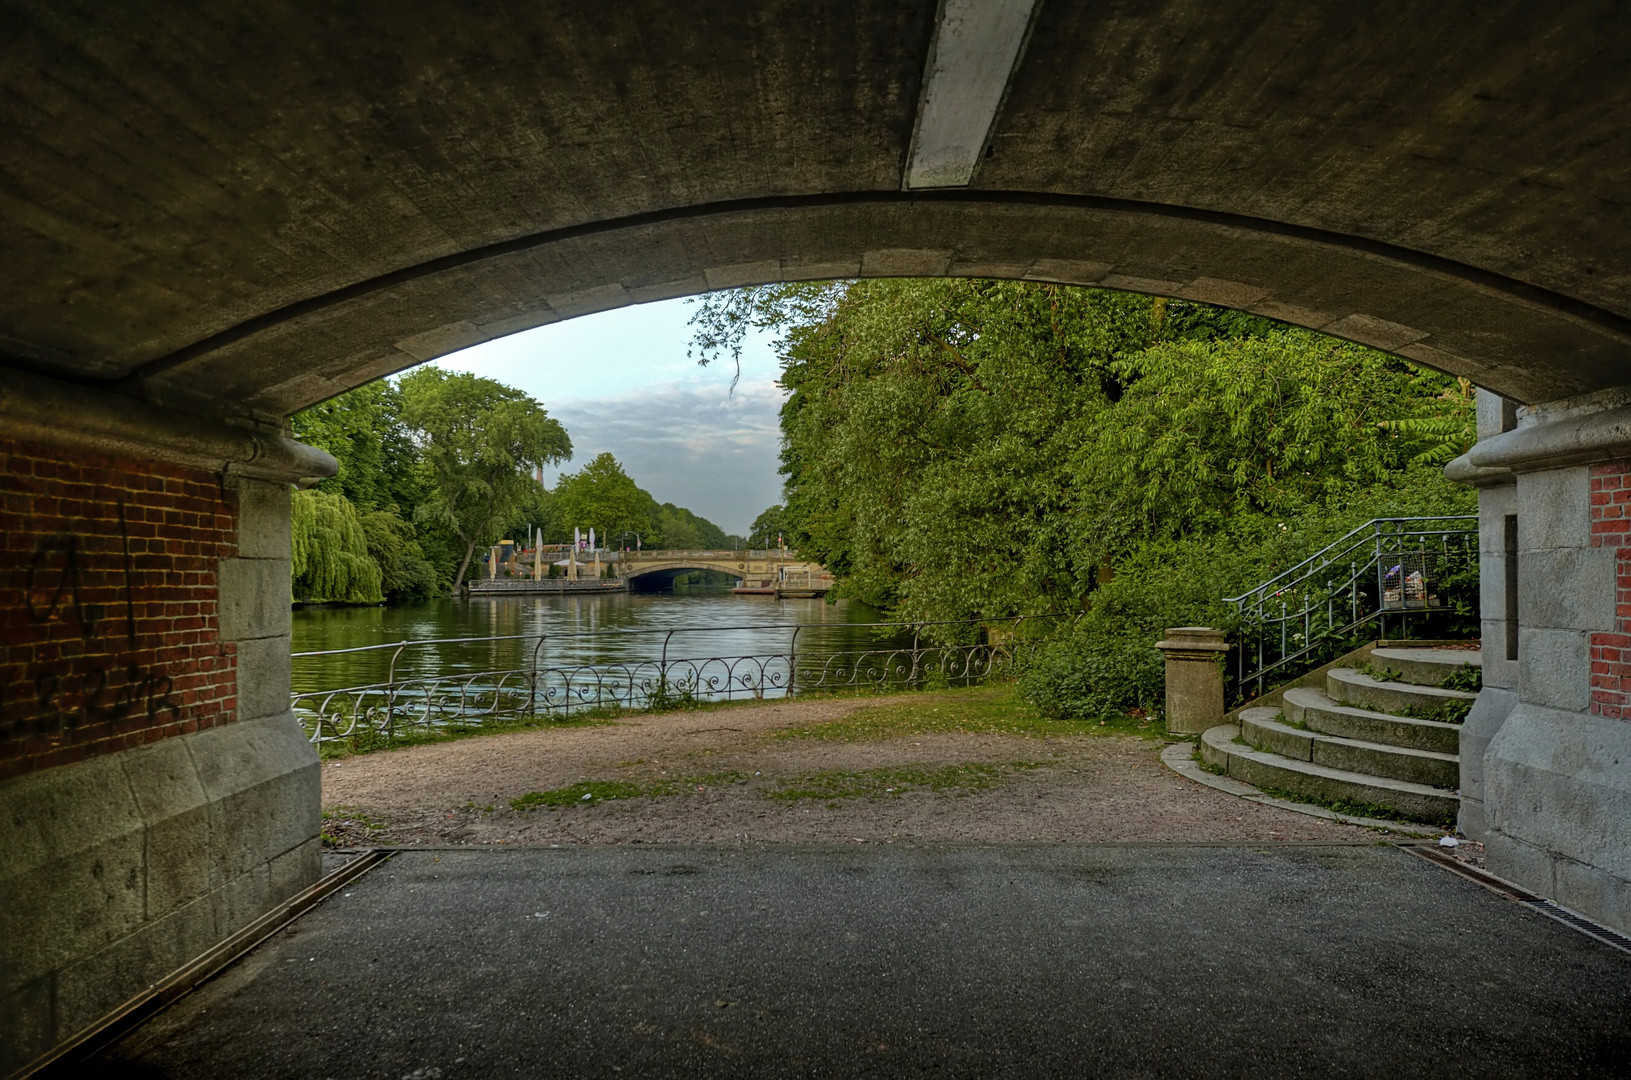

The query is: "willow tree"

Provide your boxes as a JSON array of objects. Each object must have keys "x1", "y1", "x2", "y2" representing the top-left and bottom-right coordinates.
[
  {"x1": 290, "y1": 489, "x2": 384, "y2": 604},
  {"x1": 398, "y1": 367, "x2": 572, "y2": 592}
]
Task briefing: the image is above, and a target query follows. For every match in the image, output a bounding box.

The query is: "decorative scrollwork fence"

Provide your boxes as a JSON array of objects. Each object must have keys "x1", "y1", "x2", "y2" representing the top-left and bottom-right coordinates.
[{"x1": 291, "y1": 615, "x2": 1066, "y2": 746}]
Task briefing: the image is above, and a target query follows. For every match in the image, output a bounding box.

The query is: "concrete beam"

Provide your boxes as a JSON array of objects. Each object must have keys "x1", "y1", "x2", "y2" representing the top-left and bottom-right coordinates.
[{"x1": 904, "y1": 0, "x2": 1038, "y2": 189}]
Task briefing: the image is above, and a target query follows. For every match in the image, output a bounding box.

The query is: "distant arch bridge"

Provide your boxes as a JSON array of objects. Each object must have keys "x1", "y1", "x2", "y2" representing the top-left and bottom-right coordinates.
[{"x1": 618, "y1": 550, "x2": 833, "y2": 596}]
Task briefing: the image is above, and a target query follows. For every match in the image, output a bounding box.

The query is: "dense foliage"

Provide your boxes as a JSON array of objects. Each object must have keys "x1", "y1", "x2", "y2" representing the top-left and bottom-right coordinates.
[
  {"x1": 748, "y1": 504, "x2": 790, "y2": 548},
  {"x1": 531, "y1": 452, "x2": 741, "y2": 550},
  {"x1": 693, "y1": 279, "x2": 1477, "y2": 718},
  {"x1": 397, "y1": 368, "x2": 574, "y2": 591},
  {"x1": 291, "y1": 382, "x2": 449, "y2": 603}
]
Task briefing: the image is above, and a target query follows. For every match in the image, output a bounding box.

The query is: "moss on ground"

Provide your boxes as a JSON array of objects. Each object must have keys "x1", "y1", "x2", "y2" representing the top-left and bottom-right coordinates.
[
  {"x1": 509, "y1": 770, "x2": 750, "y2": 810},
  {"x1": 1254, "y1": 783, "x2": 1451, "y2": 828},
  {"x1": 1192, "y1": 750, "x2": 1228, "y2": 777},
  {"x1": 764, "y1": 762, "x2": 1045, "y2": 802},
  {"x1": 772, "y1": 683, "x2": 1164, "y2": 743},
  {"x1": 321, "y1": 805, "x2": 387, "y2": 846}
]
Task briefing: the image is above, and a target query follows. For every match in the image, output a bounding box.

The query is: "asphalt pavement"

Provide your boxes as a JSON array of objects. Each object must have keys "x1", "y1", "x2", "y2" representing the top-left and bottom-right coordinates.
[{"x1": 93, "y1": 843, "x2": 1631, "y2": 1078}]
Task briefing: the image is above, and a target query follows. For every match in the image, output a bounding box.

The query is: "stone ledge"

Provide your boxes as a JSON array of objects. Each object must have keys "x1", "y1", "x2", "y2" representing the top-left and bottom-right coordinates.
[
  {"x1": 1160, "y1": 741, "x2": 1443, "y2": 837},
  {"x1": 0, "y1": 714, "x2": 319, "y2": 1070},
  {"x1": 1486, "y1": 704, "x2": 1631, "y2": 918},
  {"x1": 1468, "y1": 400, "x2": 1631, "y2": 474},
  {"x1": 0, "y1": 366, "x2": 335, "y2": 483},
  {"x1": 1459, "y1": 687, "x2": 1518, "y2": 843}
]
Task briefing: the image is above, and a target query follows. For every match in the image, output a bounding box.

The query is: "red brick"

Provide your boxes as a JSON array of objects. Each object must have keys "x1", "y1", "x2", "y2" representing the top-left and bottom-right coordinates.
[{"x1": 0, "y1": 436, "x2": 238, "y2": 782}]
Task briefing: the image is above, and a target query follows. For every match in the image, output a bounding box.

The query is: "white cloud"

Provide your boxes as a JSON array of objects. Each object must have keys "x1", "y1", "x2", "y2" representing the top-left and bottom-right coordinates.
[
  {"x1": 544, "y1": 374, "x2": 787, "y2": 534},
  {"x1": 438, "y1": 296, "x2": 789, "y2": 534}
]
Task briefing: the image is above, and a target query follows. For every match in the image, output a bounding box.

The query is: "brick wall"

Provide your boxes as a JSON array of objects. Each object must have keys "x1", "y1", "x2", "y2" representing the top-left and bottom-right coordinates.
[
  {"x1": 1589, "y1": 460, "x2": 1631, "y2": 719},
  {"x1": 0, "y1": 436, "x2": 238, "y2": 779}
]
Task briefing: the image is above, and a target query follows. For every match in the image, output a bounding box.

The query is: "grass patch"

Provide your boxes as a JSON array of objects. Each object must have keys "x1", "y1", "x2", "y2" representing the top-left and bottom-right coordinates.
[
  {"x1": 1400, "y1": 699, "x2": 1473, "y2": 724},
  {"x1": 765, "y1": 762, "x2": 1043, "y2": 802},
  {"x1": 314, "y1": 684, "x2": 925, "y2": 762},
  {"x1": 773, "y1": 682, "x2": 1165, "y2": 743},
  {"x1": 1354, "y1": 662, "x2": 1404, "y2": 684},
  {"x1": 511, "y1": 780, "x2": 653, "y2": 808},
  {"x1": 1438, "y1": 665, "x2": 1483, "y2": 692},
  {"x1": 509, "y1": 770, "x2": 751, "y2": 811},
  {"x1": 1192, "y1": 749, "x2": 1228, "y2": 776},
  {"x1": 1338, "y1": 696, "x2": 1474, "y2": 725}
]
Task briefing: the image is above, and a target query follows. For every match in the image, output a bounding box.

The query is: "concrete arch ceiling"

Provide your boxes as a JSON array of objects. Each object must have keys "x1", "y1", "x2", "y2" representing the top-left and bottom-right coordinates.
[{"x1": 3, "y1": 0, "x2": 1630, "y2": 419}]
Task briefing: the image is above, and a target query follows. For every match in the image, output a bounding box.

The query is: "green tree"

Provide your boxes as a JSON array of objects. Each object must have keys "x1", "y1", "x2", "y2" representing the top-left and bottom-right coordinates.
[
  {"x1": 290, "y1": 490, "x2": 384, "y2": 604},
  {"x1": 290, "y1": 380, "x2": 426, "y2": 512},
  {"x1": 657, "y1": 502, "x2": 732, "y2": 548},
  {"x1": 398, "y1": 367, "x2": 572, "y2": 592},
  {"x1": 692, "y1": 279, "x2": 1478, "y2": 717},
  {"x1": 1066, "y1": 333, "x2": 1460, "y2": 567},
  {"x1": 552, "y1": 453, "x2": 658, "y2": 545},
  {"x1": 748, "y1": 505, "x2": 788, "y2": 548},
  {"x1": 360, "y1": 507, "x2": 439, "y2": 602}
]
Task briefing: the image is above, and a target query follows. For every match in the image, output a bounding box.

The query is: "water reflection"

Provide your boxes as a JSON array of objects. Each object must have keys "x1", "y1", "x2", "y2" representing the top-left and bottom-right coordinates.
[{"x1": 291, "y1": 587, "x2": 902, "y2": 694}]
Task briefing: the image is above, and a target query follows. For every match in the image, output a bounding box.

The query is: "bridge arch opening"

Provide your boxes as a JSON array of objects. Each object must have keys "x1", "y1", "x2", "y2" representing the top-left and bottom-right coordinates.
[
  {"x1": 9, "y1": 4, "x2": 1631, "y2": 1066},
  {"x1": 624, "y1": 566, "x2": 743, "y2": 593}
]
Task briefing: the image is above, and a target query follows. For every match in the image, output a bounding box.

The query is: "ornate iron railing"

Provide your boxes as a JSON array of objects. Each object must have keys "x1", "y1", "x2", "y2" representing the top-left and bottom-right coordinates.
[
  {"x1": 1225, "y1": 516, "x2": 1479, "y2": 701},
  {"x1": 290, "y1": 615, "x2": 1065, "y2": 746}
]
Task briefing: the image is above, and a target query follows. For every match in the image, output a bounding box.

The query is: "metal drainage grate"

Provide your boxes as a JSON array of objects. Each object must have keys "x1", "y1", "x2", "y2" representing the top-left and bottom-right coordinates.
[
  {"x1": 1527, "y1": 901, "x2": 1631, "y2": 955},
  {"x1": 1404, "y1": 844, "x2": 1631, "y2": 956}
]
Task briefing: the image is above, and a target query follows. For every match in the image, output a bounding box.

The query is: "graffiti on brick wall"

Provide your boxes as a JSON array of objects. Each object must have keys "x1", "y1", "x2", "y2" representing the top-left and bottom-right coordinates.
[
  {"x1": 2, "y1": 437, "x2": 238, "y2": 777},
  {"x1": 23, "y1": 514, "x2": 180, "y2": 730}
]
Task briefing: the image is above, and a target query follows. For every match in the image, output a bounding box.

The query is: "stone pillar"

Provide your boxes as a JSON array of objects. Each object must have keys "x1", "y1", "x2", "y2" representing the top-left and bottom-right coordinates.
[
  {"x1": 1452, "y1": 387, "x2": 1631, "y2": 933},
  {"x1": 1447, "y1": 390, "x2": 1520, "y2": 841},
  {"x1": 0, "y1": 368, "x2": 334, "y2": 1073},
  {"x1": 1154, "y1": 627, "x2": 1230, "y2": 735}
]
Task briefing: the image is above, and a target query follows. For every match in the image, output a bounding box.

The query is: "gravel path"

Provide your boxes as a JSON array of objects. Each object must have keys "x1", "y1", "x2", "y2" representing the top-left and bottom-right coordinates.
[{"x1": 321, "y1": 694, "x2": 1375, "y2": 846}]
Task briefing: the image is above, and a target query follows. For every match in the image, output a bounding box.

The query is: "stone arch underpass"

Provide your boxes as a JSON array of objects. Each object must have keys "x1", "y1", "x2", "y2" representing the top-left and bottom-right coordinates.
[
  {"x1": 624, "y1": 562, "x2": 743, "y2": 592},
  {"x1": 5, "y1": 1, "x2": 1631, "y2": 1067}
]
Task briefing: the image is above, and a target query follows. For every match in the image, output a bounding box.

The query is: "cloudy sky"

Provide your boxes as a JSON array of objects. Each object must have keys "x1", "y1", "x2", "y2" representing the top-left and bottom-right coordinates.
[{"x1": 437, "y1": 298, "x2": 785, "y2": 536}]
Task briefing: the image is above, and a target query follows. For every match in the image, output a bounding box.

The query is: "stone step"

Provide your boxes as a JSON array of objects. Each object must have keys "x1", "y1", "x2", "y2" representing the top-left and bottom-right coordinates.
[
  {"x1": 1369, "y1": 646, "x2": 1482, "y2": 688},
  {"x1": 1326, "y1": 667, "x2": 1478, "y2": 720},
  {"x1": 1199, "y1": 724, "x2": 1458, "y2": 826},
  {"x1": 1239, "y1": 708, "x2": 1460, "y2": 789},
  {"x1": 1282, "y1": 687, "x2": 1462, "y2": 754}
]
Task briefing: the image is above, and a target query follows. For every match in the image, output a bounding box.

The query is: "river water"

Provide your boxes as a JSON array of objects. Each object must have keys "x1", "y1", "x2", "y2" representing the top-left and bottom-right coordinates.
[{"x1": 291, "y1": 585, "x2": 900, "y2": 695}]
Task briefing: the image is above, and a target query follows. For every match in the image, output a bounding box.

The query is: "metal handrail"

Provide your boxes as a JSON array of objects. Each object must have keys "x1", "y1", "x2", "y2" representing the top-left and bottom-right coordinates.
[
  {"x1": 291, "y1": 613, "x2": 1071, "y2": 661},
  {"x1": 289, "y1": 613, "x2": 1072, "y2": 745},
  {"x1": 1223, "y1": 516, "x2": 1477, "y2": 606},
  {"x1": 1227, "y1": 516, "x2": 1479, "y2": 701}
]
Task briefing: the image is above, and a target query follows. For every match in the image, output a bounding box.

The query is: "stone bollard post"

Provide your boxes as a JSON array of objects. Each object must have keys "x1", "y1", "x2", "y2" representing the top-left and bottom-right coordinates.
[{"x1": 1154, "y1": 627, "x2": 1231, "y2": 736}]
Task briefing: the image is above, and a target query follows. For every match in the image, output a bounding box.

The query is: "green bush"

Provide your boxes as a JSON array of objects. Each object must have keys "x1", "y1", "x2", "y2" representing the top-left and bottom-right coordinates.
[{"x1": 1020, "y1": 471, "x2": 1477, "y2": 720}]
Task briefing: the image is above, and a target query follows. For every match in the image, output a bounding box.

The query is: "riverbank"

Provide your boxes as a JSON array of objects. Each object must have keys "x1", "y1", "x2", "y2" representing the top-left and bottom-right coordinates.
[{"x1": 320, "y1": 685, "x2": 1373, "y2": 846}]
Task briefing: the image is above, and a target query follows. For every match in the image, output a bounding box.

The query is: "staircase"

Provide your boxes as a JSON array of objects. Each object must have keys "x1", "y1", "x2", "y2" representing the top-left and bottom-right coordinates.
[{"x1": 1199, "y1": 647, "x2": 1480, "y2": 827}]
